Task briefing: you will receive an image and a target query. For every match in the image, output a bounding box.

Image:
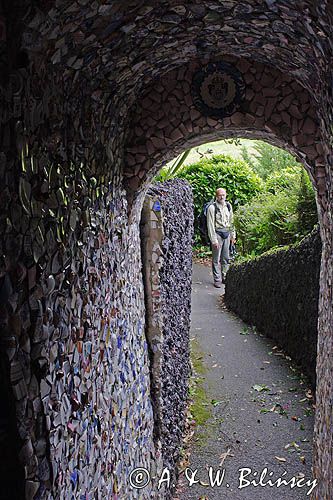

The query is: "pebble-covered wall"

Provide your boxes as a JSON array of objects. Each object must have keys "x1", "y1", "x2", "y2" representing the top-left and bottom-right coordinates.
[
  {"x1": 141, "y1": 179, "x2": 193, "y2": 497},
  {"x1": 0, "y1": 1, "x2": 332, "y2": 499},
  {"x1": 125, "y1": 58, "x2": 324, "y2": 204},
  {"x1": 0, "y1": 150, "x2": 158, "y2": 499},
  {"x1": 151, "y1": 180, "x2": 193, "y2": 481},
  {"x1": 225, "y1": 228, "x2": 321, "y2": 388}
]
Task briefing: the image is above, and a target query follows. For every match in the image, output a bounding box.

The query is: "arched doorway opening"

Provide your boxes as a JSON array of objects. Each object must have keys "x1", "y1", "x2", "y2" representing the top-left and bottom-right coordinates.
[
  {"x1": 124, "y1": 56, "x2": 330, "y2": 498},
  {"x1": 3, "y1": 2, "x2": 331, "y2": 498},
  {"x1": 138, "y1": 134, "x2": 320, "y2": 497}
]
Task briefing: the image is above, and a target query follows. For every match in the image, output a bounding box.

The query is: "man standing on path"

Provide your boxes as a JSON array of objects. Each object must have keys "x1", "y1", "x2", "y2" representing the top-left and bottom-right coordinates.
[{"x1": 207, "y1": 187, "x2": 236, "y2": 288}]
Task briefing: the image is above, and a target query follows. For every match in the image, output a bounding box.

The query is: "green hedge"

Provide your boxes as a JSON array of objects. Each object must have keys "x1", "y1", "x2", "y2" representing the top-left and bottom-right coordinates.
[{"x1": 177, "y1": 155, "x2": 262, "y2": 238}]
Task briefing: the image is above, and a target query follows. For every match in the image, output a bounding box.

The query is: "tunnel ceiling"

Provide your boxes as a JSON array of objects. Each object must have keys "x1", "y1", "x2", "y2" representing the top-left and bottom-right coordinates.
[
  {"x1": 18, "y1": 0, "x2": 332, "y2": 106},
  {"x1": 0, "y1": 2, "x2": 332, "y2": 499}
]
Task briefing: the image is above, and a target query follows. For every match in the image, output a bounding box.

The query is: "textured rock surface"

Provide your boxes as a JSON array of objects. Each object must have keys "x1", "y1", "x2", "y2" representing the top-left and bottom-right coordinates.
[
  {"x1": 140, "y1": 180, "x2": 193, "y2": 498},
  {"x1": 225, "y1": 229, "x2": 321, "y2": 388},
  {"x1": 0, "y1": 1, "x2": 332, "y2": 498},
  {"x1": 150, "y1": 180, "x2": 193, "y2": 482},
  {"x1": 125, "y1": 59, "x2": 323, "y2": 205}
]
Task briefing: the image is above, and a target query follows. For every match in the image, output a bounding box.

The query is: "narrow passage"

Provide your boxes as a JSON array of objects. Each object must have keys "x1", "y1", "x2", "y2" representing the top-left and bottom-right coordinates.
[{"x1": 175, "y1": 263, "x2": 315, "y2": 500}]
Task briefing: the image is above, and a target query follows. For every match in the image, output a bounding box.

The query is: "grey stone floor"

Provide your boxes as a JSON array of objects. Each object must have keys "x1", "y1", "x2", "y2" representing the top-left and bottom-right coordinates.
[{"x1": 174, "y1": 263, "x2": 316, "y2": 500}]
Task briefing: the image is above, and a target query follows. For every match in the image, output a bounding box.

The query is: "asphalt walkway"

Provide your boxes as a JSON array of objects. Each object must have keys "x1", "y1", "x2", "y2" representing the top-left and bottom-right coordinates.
[{"x1": 175, "y1": 263, "x2": 316, "y2": 500}]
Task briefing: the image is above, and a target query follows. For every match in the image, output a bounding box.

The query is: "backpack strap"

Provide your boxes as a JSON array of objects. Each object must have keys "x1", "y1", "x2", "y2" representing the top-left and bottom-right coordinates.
[{"x1": 213, "y1": 202, "x2": 217, "y2": 227}]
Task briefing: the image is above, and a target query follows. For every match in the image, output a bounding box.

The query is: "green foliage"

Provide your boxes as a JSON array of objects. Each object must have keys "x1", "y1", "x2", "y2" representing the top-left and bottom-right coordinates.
[
  {"x1": 241, "y1": 145, "x2": 256, "y2": 171},
  {"x1": 296, "y1": 169, "x2": 318, "y2": 238},
  {"x1": 154, "y1": 149, "x2": 190, "y2": 181},
  {"x1": 235, "y1": 190, "x2": 298, "y2": 255},
  {"x1": 265, "y1": 166, "x2": 301, "y2": 194},
  {"x1": 177, "y1": 154, "x2": 263, "y2": 228},
  {"x1": 153, "y1": 140, "x2": 317, "y2": 259},
  {"x1": 242, "y1": 141, "x2": 299, "y2": 180},
  {"x1": 235, "y1": 165, "x2": 317, "y2": 256},
  {"x1": 193, "y1": 244, "x2": 212, "y2": 259}
]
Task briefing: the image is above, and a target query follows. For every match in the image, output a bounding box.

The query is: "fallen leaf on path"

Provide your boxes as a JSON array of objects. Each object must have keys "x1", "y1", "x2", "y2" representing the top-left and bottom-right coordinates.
[
  {"x1": 275, "y1": 456, "x2": 287, "y2": 462},
  {"x1": 285, "y1": 441, "x2": 300, "y2": 451},
  {"x1": 219, "y1": 448, "x2": 233, "y2": 466},
  {"x1": 273, "y1": 403, "x2": 288, "y2": 417},
  {"x1": 259, "y1": 408, "x2": 271, "y2": 414},
  {"x1": 211, "y1": 399, "x2": 222, "y2": 407},
  {"x1": 252, "y1": 384, "x2": 270, "y2": 392}
]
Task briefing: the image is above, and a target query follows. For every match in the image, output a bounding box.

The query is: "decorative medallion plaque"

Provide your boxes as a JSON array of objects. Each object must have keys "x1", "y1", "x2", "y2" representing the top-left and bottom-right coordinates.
[{"x1": 191, "y1": 62, "x2": 245, "y2": 118}]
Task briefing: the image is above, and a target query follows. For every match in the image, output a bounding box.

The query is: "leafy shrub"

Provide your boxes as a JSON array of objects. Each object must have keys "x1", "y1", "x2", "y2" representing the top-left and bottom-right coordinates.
[
  {"x1": 177, "y1": 155, "x2": 263, "y2": 233},
  {"x1": 265, "y1": 166, "x2": 301, "y2": 194},
  {"x1": 235, "y1": 190, "x2": 298, "y2": 255},
  {"x1": 235, "y1": 166, "x2": 317, "y2": 256},
  {"x1": 241, "y1": 141, "x2": 299, "y2": 180},
  {"x1": 296, "y1": 169, "x2": 318, "y2": 238}
]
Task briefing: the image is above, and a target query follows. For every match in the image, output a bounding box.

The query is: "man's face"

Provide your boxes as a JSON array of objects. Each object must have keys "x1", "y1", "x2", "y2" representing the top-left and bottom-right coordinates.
[{"x1": 216, "y1": 189, "x2": 227, "y2": 202}]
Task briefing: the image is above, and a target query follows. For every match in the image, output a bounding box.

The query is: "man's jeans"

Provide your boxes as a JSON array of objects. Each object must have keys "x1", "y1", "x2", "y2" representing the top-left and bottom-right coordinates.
[{"x1": 212, "y1": 234, "x2": 230, "y2": 282}]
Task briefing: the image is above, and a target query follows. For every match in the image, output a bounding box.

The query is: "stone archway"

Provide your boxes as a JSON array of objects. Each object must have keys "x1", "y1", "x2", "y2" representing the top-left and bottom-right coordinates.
[
  {"x1": 124, "y1": 58, "x2": 324, "y2": 208},
  {"x1": 124, "y1": 56, "x2": 332, "y2": 498},
  {"x1": 1, "y1": 1, "x2": 332, "y2": 498}
]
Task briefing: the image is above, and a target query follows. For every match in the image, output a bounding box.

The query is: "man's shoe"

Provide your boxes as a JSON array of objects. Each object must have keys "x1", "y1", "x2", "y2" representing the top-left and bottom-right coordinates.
[{"x1": 214, "y1": 281, "x2": 222, "y2": 288}]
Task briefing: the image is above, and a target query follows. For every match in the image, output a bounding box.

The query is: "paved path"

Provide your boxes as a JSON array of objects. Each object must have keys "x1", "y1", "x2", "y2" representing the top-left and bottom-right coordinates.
[{"x1": 175, "y1": 263, "x2": 315, "y2": 500}]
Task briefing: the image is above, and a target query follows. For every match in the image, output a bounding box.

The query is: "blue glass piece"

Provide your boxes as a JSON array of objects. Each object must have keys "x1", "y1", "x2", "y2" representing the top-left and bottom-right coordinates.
[
  {"x1": 71, "y1": 469, "x2": 78, "y2": 486},
  {"x1": 153, "y1": 200, "x2": 161, "y2": 211}
]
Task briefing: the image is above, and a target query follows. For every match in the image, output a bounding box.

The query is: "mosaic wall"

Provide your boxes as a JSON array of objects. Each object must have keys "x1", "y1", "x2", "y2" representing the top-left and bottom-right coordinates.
[
  {"x1": 0, "y1": 141, "x2": 159, "y2": 498},
  {"x1": 0, "y1": 42, "x2": 159, "y2": 500},
  {"x1": 0, "y1": 1, "x2": 332, "y2": 499},
  {"x1": 141, "y1": 179, "x2": 193, "y2": 497},
  {"x1": 124, "y1": 57, "x2": 325, "y2": 206},
  {"x1": 149, "y1": 180, "x2": 193, "y2": 482}
]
